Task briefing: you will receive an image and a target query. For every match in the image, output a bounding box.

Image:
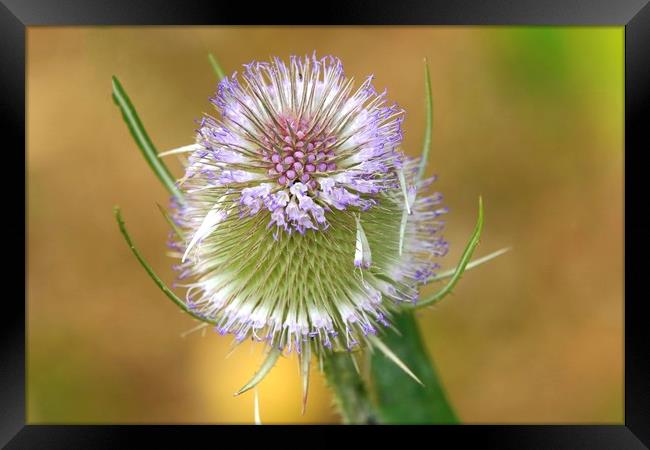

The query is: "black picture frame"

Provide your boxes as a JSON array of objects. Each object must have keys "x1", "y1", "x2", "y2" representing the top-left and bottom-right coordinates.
[{"x1": 6, "y1": 0, "x2": 648, "y2": 447}]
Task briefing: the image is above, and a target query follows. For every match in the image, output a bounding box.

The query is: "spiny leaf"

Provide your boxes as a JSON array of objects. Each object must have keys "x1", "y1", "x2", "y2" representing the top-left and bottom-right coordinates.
[
  {"x1": 114, "y1": 206, "x2": 212, "y2": 324},
  {"x1": 111, "y1": 76, "x2": 184, "y2": 204},
  {"x1": 235, "y1": 347, "x2": 282, "y2": 396},
  {"x1": 254, "y1": 389, "x2": 262, "y2": 425},
  {"x1": 349, "y1": 352, "x2": 361, "y2": 375},
  {"x1": 368, "y1": 335, "x2": 423, "y2": 386},
  {"x1": 156, "y1": 202, "x2": 184, "y2": 240},
  {"x1": 397, "y1": 169, "x2": 412, "y2": 215},
  {"x1": 370, "y1": 311, "x2": 458, "y2": 424},
  {"x1": 300, "y1": 347, "x2": 311, "y2": 415},
  {"x1": 208, "y1": 53, "x2": 226, "y2": 81},
  {"x1": 399, "y1": 207, "x2": 409, "y2": 257},
  {"x1": 158, "y1": 144, "x2": 200, "y2": 158},
  {"x1": 430, "y1": 247, "x2": 510, "y2": 281},
  {"x1": 417, "y1": 59, "x2": 433, "y2": 182},
  {"x1": 180, "y1": 322, "x2": 208, "y2": 338},
  {"x1": 397, "y1": 168, "x2": 413, "y2": 257},
  {"x1": 354, "y1": 214, "x2": 372, "y2": 269},
  {"x1": 412, "y1": 196, "x2": 484, "y2": 309}
]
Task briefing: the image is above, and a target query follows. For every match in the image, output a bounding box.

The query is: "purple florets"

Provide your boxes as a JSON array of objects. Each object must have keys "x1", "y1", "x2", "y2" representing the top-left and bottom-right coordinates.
[{"x1": 185, "y1": 54, "x2": 404, "y2": 235}]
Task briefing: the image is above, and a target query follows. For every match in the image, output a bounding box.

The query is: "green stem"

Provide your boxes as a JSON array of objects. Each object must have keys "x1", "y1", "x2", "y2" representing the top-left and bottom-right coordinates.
[
  {"x1": 322, "y1": 352, "x2": 378, "y2": 424},
  {"x1": 111, "y1": 76, "x2": 184, "y2": 203}
]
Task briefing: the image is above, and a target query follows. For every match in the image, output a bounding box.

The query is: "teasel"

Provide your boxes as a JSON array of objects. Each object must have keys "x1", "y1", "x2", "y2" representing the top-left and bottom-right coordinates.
[{"x1": 113, "y1": 53, "x2": 499, "y2": 414}]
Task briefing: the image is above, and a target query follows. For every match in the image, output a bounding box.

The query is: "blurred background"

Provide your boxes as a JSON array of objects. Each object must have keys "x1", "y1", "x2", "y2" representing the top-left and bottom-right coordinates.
[{"x1": 27, "y1": 27, "x2": 623, "y2": 424}]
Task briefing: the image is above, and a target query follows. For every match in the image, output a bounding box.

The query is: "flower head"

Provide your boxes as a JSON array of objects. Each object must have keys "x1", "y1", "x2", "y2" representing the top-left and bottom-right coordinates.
[{"x1": 169, "y1": 54, "x2": 448, "y2": 358}]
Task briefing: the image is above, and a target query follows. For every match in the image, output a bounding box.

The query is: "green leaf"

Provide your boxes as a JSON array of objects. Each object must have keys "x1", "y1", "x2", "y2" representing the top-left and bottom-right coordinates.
[
  {"x1": 208, "y1": 53, "x2": 226, "y2": 81},
  {"x1": 156, "y1": 202, "x2": 185, "y2": 240},
  {"x1": 399, "y1": 206, "x2": 409, "y2": 257},
  {"x1": 430, "y1": 247, "x2": 510, "y2": 281},
  {"x1": 412, "y1": 196, "x2": 484, "y2": 309},
  {"x1": 322, "y1": 352, "x2": 379, "y2": 424},
  {"x1": 368, "y1": 335, "x2": 422, "y2": 386},
  {"x1": 235, "y1": 347, "x2": 282, "y2": 396},
  {"x1": 417, "y1": 59, "x2": 433, "y2": 182},
  {"x1": 397, "y1": 168, "x2": 412, "y2": 256},
  {"x1": 111, "y1": 76, "x2": 184, "y2": 204},
  {"x1": 370, "y1": 310, "x2": 458, "y2": 424},
  {"x1": 397, "y1": 169, "x2": 412, "y2": 215},
  {"x1": 300, "y1": 347, "x2": 311, "y2": 415},
  {"x1": 114, "y1": 206, "x2": 212, "y2": 324},
  {"x1": 254, "y1": 389, "x2": 262, "y2": 424}
]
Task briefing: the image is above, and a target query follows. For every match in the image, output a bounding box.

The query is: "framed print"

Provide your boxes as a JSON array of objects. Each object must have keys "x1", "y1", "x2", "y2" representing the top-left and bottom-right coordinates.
[{"x1": 6, "y1": 0, "x2": 649, "y2": 447}]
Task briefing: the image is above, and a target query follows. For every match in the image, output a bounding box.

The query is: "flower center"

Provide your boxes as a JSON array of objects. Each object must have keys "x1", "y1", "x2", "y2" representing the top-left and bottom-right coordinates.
[{"x1": 263, "y1": 115, "x2": 338, "y2": 189}]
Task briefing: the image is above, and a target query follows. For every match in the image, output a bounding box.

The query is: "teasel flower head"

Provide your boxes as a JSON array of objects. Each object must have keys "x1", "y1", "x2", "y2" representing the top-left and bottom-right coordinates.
[{"x1": 166, "y1": 54, "x2": 448, "y2": 392}]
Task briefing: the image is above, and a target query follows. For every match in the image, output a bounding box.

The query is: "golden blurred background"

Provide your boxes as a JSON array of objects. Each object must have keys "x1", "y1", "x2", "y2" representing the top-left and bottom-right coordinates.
[{"x1": 27, "y1": 26, "x2": 623, "y2": 424}]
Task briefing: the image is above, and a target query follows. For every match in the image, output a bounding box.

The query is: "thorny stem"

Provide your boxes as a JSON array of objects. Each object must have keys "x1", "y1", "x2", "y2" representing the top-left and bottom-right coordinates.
[{"x1": 322, "y1": 352, "x2": 378, "y2": 424}]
